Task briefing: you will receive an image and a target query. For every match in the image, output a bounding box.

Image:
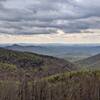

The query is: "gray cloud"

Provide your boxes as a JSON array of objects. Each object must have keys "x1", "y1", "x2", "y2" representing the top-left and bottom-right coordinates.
[{"x1": 0, "y1": 0, "x2": 100, "y2": 35}]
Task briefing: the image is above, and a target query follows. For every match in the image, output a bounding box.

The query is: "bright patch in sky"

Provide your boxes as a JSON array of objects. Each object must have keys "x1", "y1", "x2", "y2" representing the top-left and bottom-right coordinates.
[
  {"x1": 0, "y1": 30, "x2": 100, "y2": 44},
  {"x1": 75, "y1": 0, "x2": 81, "y2": 2}
]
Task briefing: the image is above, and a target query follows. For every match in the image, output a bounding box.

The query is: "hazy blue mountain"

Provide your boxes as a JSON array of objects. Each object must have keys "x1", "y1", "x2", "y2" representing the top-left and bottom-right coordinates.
[{"x1": 3, "y1": 44, "x2": 100, "y2": 61}]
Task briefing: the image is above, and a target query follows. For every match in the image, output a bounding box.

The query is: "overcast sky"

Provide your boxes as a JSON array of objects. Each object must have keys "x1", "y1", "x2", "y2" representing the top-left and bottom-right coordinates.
[{"x1": 0, "y1": 0, "x2": 100, "y2": 43}]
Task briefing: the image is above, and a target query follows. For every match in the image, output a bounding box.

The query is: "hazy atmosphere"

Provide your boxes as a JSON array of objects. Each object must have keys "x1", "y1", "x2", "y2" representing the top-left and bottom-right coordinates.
[
  {"x1": 1, "y1": 1, "x2": 100, "y2": 100},
  {"x1": 0, "y1": 0, "x2": 100, "y2": 43}
]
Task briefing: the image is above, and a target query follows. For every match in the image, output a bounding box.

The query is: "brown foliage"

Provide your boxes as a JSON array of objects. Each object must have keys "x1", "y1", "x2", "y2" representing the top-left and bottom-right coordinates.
[{"x1": 0, "y1": 71, "x2": 100, "y2": 100}]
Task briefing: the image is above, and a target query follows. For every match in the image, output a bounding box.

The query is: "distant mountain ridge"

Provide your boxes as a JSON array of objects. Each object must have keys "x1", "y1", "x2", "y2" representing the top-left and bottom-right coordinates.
[
  {"x1": 5, "y1": 44, "x2": 53, "y2": 55},
  {"x1": 4, "y1": 44, "x2": 100, "y2": 61}
]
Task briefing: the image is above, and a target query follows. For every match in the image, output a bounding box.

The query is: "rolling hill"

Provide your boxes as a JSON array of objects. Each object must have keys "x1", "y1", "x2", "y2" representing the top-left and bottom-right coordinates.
[
  {"x1": 75, "y1": 53, "x2": 100, "y2": 69},
  {"x1": 0, "y1": 48, "x2": 76, "y2": 78}
]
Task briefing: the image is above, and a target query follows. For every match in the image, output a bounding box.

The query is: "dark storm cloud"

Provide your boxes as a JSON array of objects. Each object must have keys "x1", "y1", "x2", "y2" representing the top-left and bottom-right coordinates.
[{"x1": 0, "y1": 0, "x2": 100, "y2": 35}]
